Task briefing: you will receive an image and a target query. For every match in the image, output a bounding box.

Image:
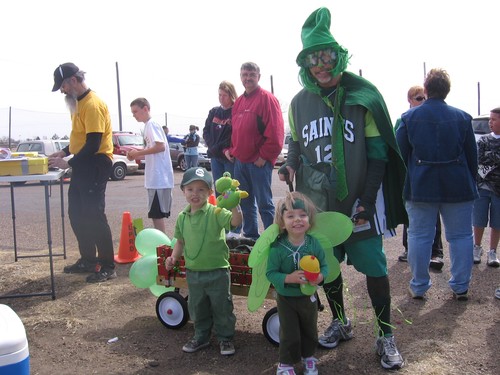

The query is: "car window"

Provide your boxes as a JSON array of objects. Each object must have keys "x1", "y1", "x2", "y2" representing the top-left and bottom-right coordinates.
[
  {"x1": 169, "y1": 142, "x2": 182, "y2": 151},
  {"x1": 55, "y1": 141, "x2": 69, "y2": 151},
  {"x1": 117, "y1": 134, "x2": 144, "y2": 146},
  {"x1": 472, "y1": 117, "x2": 490, "y2": 135},
  {"x1": 30, "y1": 143, "x2": 43, "y2": 152},
  {"x1": 17, "y1": 143, "x2": 31, "y2": 152}
]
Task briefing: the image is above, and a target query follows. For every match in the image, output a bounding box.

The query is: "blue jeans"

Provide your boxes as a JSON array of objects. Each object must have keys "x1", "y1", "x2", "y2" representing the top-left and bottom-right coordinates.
[
  {"x1": 210, "y1": 157, "x2": 235, "y2": 189},
  {"x1": 211, "y1": 157, "x2": 240, "y2": 234},
  {"x1": 472, "y1": 188, "x2": 500, "y2": 228},
  {"x1": 234, "y1": 160, "x2": 275, "y2": 239},
  {"x1": 405, "y1": 200, "x2": 474, "y2": 296},
  {"x1": 185, "y1": 154, "x2": 199, "y2": 169}
]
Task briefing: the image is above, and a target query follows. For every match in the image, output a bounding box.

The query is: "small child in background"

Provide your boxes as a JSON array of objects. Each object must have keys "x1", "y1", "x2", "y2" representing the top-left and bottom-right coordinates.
[
  {"x1": 182, "y1": 125, "x2": 200, "y2": 169},
  {"x1": 473, "y1": 107, "x2": 500, "y2": 267},
  {"x1": 266, "y1": 192, "x2": 327, "y2": 375},
  {"x1": 165, "y1": 167, "x2": 242, "y2": 356}
]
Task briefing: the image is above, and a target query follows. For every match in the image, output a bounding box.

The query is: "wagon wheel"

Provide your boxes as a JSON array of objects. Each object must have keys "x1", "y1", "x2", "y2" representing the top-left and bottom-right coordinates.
[
  {"x1": 156, "y1": 291, "x2": 189, "y2": 329},
  {"x1": 262, "y1": 307, "x2": 280, "y2": 346}
]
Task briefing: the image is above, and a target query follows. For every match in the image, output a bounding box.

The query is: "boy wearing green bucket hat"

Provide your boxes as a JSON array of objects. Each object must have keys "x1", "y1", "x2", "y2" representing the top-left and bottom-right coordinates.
[{"x1": 165, "y1": 167, "x2": 242, "y2": 356}]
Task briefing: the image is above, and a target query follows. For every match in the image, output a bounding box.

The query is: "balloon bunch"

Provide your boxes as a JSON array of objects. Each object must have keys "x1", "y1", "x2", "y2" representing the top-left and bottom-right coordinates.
[{"x1": 128, "y1": 228, "x2": 176, "y2": 297}]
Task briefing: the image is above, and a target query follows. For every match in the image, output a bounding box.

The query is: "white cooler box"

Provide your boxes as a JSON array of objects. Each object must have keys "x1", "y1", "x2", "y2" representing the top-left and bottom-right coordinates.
[{"x1": 0, "y1": 304, "x2": 30, "y2": 375}]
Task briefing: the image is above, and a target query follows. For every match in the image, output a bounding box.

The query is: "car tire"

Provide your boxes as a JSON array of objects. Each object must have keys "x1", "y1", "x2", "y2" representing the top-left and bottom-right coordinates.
[
  {"x1": 110, "y1": 162, "x2": 126, "y2": 181},
  {"x1": 179, "y1": 155, "x2": 187, "y2": 171}
]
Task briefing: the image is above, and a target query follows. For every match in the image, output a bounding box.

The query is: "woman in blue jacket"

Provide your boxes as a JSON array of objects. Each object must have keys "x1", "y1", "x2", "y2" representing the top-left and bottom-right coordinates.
[{"x1": 396, "y1": 68, "x2": 478, "y2": 301}]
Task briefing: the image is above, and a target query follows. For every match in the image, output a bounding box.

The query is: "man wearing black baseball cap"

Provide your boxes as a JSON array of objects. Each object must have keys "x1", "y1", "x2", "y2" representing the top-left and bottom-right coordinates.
[
  {"x1": 49, "y1": 62, "x2": 116, "y2": 283},
  {"x1": 51, "y1": 63, "x2": 79, "y2": 92}
]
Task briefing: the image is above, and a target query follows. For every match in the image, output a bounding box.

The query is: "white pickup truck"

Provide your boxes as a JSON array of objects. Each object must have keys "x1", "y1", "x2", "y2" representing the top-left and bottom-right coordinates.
[{"x1": 16, "y1": 139, "x2": 138, "y2": 181}]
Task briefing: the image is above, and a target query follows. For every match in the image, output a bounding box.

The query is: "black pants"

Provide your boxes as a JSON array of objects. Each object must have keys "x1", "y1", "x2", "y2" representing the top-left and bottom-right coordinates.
[
  {"x1": 68, "y1": 155, "x2": 114, "y2": 268},
  {"x1": 403, "y1": 213, "x2": 443, "y2": 258},
  {"x1": 277, "y1": 294, "x2": 317, "y2": 365}
]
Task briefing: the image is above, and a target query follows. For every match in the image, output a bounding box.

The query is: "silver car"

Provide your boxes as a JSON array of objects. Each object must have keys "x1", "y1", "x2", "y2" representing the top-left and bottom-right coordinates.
[
  {"x1": 472, "y1": 114, "x2": 490, "y2": 142},
  {"x1": 16, "y1": 140, "x2": 138, "y2": 181},
  {"x1": 168, "y1": 135, "x2": 211, "y2": 171}
]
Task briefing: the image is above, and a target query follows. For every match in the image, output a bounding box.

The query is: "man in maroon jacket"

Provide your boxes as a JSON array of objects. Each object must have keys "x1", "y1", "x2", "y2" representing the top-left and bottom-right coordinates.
[{"x1": 228, "y1": 62, "x2": 284, "y2": 240}]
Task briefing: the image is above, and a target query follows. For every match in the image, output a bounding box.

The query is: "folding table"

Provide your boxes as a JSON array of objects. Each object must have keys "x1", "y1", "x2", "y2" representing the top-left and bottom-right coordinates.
[{"x1": 0, "y1": 170, "x2": 67, "y2": 300}]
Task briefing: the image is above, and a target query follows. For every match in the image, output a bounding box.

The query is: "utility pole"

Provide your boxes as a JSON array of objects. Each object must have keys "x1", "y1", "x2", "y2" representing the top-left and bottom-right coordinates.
[
  {"x1": 8, "y1": 106, "x2": 11, "y2": 149},
  {"x1": 270, "y1": 75, "x2": 274, "y2": 94},
  {"x1": 116, "y1": 62, "x2": 123, "y2": 131},
  {"x1": 477, "y1": 82, "x2": 481, "y2": 115}
]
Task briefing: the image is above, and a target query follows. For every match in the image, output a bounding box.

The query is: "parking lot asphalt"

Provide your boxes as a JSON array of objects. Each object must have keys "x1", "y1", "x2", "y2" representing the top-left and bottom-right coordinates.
[{"x1": 0, "y1": 168, "x2": 289, "y2": 255}]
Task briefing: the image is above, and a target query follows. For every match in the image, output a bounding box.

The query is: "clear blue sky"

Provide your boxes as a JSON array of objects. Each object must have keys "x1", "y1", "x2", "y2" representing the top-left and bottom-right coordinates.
[{"x1": 0, "y1": 0, "x2": 497, "y2": 140}]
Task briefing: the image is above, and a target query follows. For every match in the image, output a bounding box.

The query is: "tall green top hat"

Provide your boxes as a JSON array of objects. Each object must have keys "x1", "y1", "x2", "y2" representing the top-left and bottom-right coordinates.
[{"x1": 296, "y1": 7, "x2": 349, "y2": 76}]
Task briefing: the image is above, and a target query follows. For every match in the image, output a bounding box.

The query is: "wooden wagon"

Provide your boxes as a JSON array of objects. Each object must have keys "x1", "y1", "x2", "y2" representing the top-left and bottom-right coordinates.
[{"x1": 155, "y1": 244, "x2": 283, "y2": 345}]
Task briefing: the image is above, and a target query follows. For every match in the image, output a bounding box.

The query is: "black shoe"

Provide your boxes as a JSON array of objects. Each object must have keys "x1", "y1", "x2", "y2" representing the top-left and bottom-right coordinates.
[
  {"x1": 64, "y1": 259, "x2": 97, "y2": 274},
  {"x1": 429, "y1": 257, "x2": 444, "y2": 271},
  {"x1": 453, "y1": 290, "x2": 468, "y2": 301},
  {"x1": 86, "y1": 268, "x2": 117, "y2": 283},
  {"x1": 398, "y1": 251, "x2": 408, "y2": 262}
]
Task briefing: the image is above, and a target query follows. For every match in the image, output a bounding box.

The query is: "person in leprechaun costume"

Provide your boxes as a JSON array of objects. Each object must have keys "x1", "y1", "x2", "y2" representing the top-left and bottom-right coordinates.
[{"x1": 278, "y1": 7, "x2": 407, "y2": 371}]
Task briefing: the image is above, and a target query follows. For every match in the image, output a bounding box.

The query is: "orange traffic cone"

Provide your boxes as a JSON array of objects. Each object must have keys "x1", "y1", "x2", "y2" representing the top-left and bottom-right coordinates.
[
  {"x1": 114, "y1": 211, "x2": 141, "y2": 264},
  {"x1": 208, "y1": 194, "x2": 217, "y2": 206}
]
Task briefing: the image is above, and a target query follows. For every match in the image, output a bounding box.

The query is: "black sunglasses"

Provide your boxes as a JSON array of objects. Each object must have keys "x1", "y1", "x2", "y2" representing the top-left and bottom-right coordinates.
[{"x1": 414, "y1": 96, "x2": 425, "y2": 102}]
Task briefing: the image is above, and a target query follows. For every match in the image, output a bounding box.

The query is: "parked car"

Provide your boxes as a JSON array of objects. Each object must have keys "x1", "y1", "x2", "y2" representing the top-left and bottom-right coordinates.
[
  {"x1": 112, "y1": 131, "x2": 145, "y2": 169},
  {"x1": 109, "y1": 154, "x2": 139, "y2": 181},
  {"x1": 472, "y1": 114, "x2": 490, "y2": 142},
  {"x1": 276, "y1": 148, "x2": 287, "y2": 166},
  {"x1": 276, "y1": 133, "x2": 291, "y2": 166},
  {"x1": 16, "y1": 139, "x2": 138, "y2": 181},
  {"x1": 167, "y1": 135, "x2": 211, "y2": 171},
  {"x1": 16, "y1": 139, "x2": 69, "y2": 156}
]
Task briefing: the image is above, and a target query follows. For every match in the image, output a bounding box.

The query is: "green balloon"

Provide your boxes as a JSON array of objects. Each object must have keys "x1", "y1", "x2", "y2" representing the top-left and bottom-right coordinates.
[
  {"x1": 149, "y1": 285, "x2": 175, "y2": 297},
  {"x1": 300, "y1": 283, "x2": 317, "y2": 296},
  {"x1": 129, "y1": 254, "x2": 158, "y2": 288},
  {"x1": 135, "y1": 228, "x2": 171, "y2": 256},
  {"x1": 170, "y1": 237, "x2": 177, "y2": 248}
]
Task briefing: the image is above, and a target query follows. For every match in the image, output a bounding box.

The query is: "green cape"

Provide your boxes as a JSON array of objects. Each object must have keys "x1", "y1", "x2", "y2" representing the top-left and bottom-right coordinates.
[{"x1": 340, "y1": 72, "x2": 408, "y2": 228}]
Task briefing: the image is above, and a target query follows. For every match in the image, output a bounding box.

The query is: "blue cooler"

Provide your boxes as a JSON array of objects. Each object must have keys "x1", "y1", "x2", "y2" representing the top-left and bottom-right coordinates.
[{"x1": 0, "y1": 304, "x2": 30, "y2": 375}]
